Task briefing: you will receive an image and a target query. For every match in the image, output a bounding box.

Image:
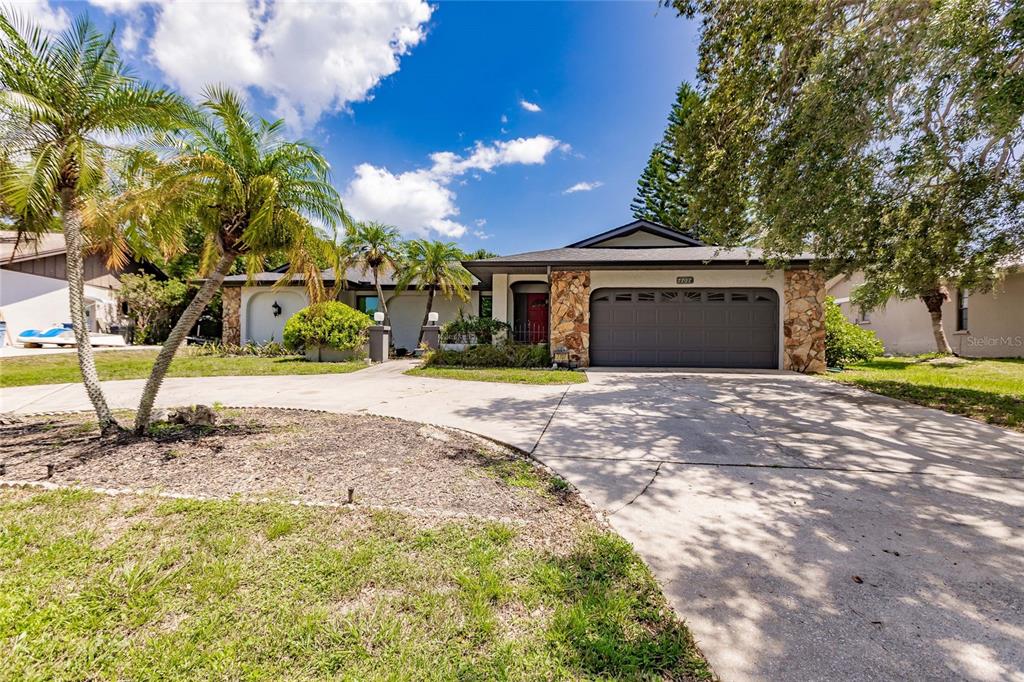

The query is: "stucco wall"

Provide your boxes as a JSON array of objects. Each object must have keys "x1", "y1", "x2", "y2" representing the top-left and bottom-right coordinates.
[
  {"x1": 590, "y1": 268, "x2": 787, "y2": 369},
  {"x1": 829, "y1": 271, "x2": 1023, "y2": 358},
  {"x1": 237, "y1": 286, "x2": 480, "y2": 353},
  {"x1": 1, "y1": 268, "x2": 118, "y2": 339}
]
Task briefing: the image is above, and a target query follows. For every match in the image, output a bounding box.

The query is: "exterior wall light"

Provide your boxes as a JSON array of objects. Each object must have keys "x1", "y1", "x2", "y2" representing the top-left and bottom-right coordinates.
[
  {"x1": 272, "y1": 301, "x2": 282, "y2": 317},
  {"x1": 373, "y1": 311, "x2": 385, "y2": 323},
  {"x1": 427, "y1": 311, "x2": 439, "y2": 325}
]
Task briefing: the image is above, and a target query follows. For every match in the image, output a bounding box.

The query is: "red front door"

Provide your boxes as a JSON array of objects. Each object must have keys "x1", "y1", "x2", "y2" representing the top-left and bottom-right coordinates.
[{"x1": 526, "y1": 293, "x2": 548, "y2": 344}]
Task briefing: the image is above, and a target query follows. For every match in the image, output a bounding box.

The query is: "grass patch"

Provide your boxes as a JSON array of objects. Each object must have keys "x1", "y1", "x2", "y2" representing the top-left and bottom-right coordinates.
[
  {"x1": 0, "y1": 489, "x2": 710, "y2": 680},
  {"x1": 824, "y1": 356, "x2": 1024, "y2": 430},
  {"x1": 0, "y1": 349, "x2": 365, "y2": 388},
  {"x1": 406, "y1": 366, "x2": 587, "y2": 385}
]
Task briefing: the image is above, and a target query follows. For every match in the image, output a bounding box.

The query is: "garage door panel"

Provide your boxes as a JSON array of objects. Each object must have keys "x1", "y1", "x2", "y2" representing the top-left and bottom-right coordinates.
[{"x1": 590, "y1": 287, "x2": 778, "y2": 368}]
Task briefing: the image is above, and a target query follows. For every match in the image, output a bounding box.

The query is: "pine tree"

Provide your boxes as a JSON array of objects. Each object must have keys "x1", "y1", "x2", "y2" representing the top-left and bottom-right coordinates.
[{"x1": 630, "y1": 83, "x2": 703, "y2": 235}]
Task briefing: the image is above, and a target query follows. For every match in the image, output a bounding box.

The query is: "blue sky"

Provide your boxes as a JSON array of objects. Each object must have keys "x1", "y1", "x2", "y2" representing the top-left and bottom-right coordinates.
[{"x1": 38, "y1": 0, "x2": 699, "y2": 254}]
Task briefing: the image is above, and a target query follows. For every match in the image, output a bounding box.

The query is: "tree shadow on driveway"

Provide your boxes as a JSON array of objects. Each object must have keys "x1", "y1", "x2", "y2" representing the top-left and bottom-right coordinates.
[{"x1": 455, "y1": 371, "x2": 1024, "y2": 680}]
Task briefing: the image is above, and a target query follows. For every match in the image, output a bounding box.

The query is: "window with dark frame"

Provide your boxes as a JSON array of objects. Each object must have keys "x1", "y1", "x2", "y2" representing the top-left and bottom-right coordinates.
[
  {"x1": 356, "y1": 295, "x2": 379, "y2": 315},
  {"x1": 956, "y1": 289, "x2": 969, "y2": 331}
]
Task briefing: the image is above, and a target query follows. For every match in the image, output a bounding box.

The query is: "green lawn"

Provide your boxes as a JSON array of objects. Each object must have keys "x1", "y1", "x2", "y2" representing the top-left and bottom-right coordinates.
[
  {"x1": 824, "y1": 356, "x2": 1024, "y2": 430},
  {"x1": 0, "y1": 489, "x2": 710, "y2": 681},
  {"x1": 0, "y1": 350, "x2": 365, "y2": 388},
  {"x1": 406, "y1": 366, "x2": 588, "y2": 385}
]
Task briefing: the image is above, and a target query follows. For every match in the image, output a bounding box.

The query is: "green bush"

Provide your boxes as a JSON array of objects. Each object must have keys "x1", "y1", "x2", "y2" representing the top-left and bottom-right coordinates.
[
  {"x1": 190, "y1": 341, "x2": 292, "y2": 358},
  {"x1": 440, "y1": 315, "x2": 511, "y2": 344},
  {"x1": 282, "y1": 302, "x2": 371, "y2": 352},
  {"x1": 424, "y1": 343, "x2": 551, "y2": 368},
  {"x1": 825, "y1": 296, "x2": 884, "y2": 368}
]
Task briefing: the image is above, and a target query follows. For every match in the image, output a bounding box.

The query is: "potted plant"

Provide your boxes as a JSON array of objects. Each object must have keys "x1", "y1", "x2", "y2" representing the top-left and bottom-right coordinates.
[{"x1": 283, "y1": 302, "x2": 372, "y2": 362}]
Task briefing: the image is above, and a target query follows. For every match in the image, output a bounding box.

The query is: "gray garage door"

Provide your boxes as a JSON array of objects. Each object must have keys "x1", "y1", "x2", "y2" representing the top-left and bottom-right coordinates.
[{"x1": 590, "y1": 288, "x2": 779, "y2": 368}]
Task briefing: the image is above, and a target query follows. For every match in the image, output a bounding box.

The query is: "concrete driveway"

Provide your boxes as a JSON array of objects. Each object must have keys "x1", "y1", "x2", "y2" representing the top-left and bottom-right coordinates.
[{"x1": 2, "y1": 363, "x2": 1023, "y2": 680}]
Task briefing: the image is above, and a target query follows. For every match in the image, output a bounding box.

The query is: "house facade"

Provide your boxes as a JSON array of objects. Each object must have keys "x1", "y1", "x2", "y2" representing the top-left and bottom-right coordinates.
[
  {"x1": 827, "y1": 269, "x2": 1024, "y2": 358},
  {"x1": 226, "y1": 221, "x2": 827, "y2": 372},
  {"x1": 464, "y1": 220, "x2": 825, "y2": 372},
  {"x1": 0, "y1": 231, "x2": 144, "y2": 342}
]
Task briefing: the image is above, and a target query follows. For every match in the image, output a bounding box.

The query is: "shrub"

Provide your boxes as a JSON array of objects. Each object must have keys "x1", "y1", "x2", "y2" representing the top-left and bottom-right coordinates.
[
  {"x1": 282, "y1": 302, "x2": 371, "y2": 352},
  {"x1": 190, "y1": 341, "x2": 292, "y2": 358},
  {"x1": 825, "y1": 296, "x2": 884, "y2": 368},
  {"x1": 116, "y1": 273, "x2": 189, "y2": 343},
  {"x1": 423, "y1": 343, "x2": 551, "y2": 368},
  {"x1": 440, "y1": 315, "x2": 511, "y2": 344}
]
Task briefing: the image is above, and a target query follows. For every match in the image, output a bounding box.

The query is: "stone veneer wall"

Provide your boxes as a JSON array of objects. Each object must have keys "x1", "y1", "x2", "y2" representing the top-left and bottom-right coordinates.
[
  {"x1": 549, "y1": 270, "x2": 591, "y2": 367},
  {"x1": 783, "y1": 269, "x2": 826, "y2": 373},
  {"x1": 222, "y1": 286, "x2": 241, "y2": 345}
]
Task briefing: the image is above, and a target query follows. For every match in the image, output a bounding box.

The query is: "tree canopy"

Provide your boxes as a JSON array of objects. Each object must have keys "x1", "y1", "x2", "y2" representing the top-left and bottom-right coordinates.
[{"x1": 669, "y1": 0, "x2": 1024, "y2": 351}]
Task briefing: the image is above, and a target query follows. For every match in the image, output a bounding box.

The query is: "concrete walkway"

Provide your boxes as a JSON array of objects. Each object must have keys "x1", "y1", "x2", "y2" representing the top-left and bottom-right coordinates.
[{"x1": 2, "y1": 363, "x2": 1023, "y2": 680}]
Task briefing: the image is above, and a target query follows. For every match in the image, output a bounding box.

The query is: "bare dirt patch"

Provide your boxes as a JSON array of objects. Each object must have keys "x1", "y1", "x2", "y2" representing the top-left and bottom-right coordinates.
[{"x1": 0, "y1": 408, "x2": 592, "y2": 549}]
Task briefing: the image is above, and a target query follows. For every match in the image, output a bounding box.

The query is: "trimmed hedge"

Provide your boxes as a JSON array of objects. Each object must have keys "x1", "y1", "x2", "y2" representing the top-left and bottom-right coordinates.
[
  {"x1": 825, "y1": 296, "x2": 884, "y2": 368},
  {"x1": 283, "y1": 302, "x2": 371, "y2": 352},
  {"x1": 423, "y1": 343, "x2": 551, "y2": 368},
  {"x1": 440, "y1": 315, "x2": 510, "y2": 344}
]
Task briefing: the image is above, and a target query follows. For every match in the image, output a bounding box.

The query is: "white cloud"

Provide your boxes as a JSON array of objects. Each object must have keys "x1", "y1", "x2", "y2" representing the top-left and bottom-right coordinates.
[
  {"x1": 519, "y1": 99, "x2": 541, "y2": 113},
  {"x1": 15, "y1": 0, "x2": 69, "y2": 33},
  {"x1": 474, "y1": 218, "x2": 487, "y2": 227},
  {"x1": 473, "y1": 230, "x2": 491, "y2": 240},
  {"x1": 563, "y1": 181, "x2": 604, "y2": 194},
  {"x1": 344, "y1": 135, "x2": 568, "y2": 237},
  {"x1": 500, "y1": 114, "x2": 508, "y2": 124},
  {"x1": 86, "y1": 0, "x2": 431, "y2": 130}
]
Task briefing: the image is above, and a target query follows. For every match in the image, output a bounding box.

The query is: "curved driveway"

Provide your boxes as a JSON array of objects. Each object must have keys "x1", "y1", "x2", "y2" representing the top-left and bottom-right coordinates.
[{"x1": 2, "y1": 361, "x2": 1023, "y2": 680}]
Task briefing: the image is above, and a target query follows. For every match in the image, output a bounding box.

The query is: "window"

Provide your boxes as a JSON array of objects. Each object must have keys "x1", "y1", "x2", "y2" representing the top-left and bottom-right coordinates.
[
  {"x1": 683, "y1": 291, "x2": 702, "y2": 302},
  {"x1": 856, "y1": 306, "x2": 871, "y2": 324},
  {"x1": 356, "y1": 295, "x2": 379, "y2": 315},
  {"x1": 706, "y1": 292, "x2": 725, "y2": 302},
  {"x1": 660, "y1": 291, "x2": 679, "y2": 302},
  {"x1": 637, "y1": 291, "x2": 656, "y2": 302},
  {"x1": 730, "y1": 292, "x2": 749, "y2": 302},
  {"x1": 956, "y1": 289, "x2": 969, "y2": 331},
  {"x1": 479, "y1": 294, "x2": 492, "y2": 318},
  {"x1": 614, "y1": 292, "x2": 632, "y2": 302}
]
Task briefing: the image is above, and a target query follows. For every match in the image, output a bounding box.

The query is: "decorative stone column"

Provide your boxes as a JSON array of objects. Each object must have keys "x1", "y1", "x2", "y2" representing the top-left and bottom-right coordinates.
[
  {"x1": 222, "y1": 286, "x2": 241, "y2": 345},
  {"x1": 783, "y1": 269, "x2": 826, "y2": 373},
  {"x1": 549, "y1": 270, "x2": 591, "y2": 367}
]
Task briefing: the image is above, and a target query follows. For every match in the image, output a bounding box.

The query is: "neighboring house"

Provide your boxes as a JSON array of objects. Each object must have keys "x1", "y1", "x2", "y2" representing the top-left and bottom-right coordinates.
[
  {"x1": 0, "y1": 231, "x2": 151, "y2": 342},
  {"x1": 827, "y1": 267, "x2": 1024, "y2": 358},
  {"x1": 222, "y1": 265, "x2": 486, "y2": 353}
]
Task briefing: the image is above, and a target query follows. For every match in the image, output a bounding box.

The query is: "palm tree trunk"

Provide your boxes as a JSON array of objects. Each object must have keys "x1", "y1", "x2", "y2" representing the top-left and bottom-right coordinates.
[
  {"x1": 373, "y1": 266, "x2": 388, "y2": 321},
  {"x1": 417, "y1": 285, "x2": 436, "y2": 346},
  {"x1": 133, "y1": 251, "x2": 237, "y2": 433},
  {"x1": 921, "y1": 288, "x2": 953, "y2": 354},
  {"x1": 60, "y1": 188, "x2": 118, "y2": 435}
]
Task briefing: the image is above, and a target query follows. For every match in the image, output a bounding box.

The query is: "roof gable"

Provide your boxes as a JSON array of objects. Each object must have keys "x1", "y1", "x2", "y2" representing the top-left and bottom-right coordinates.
[{"x1": 567, "y1": 220, "x2": 704, "y2": 248}]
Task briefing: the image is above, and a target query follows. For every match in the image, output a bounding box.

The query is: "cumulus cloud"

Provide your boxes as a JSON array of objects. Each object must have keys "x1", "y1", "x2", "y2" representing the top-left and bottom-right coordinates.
[
  {"x1": 344, "y1": 135, "x2": 569, "y2": 238},
  {"x1": 519, "y1": 99, "x2": 542, "y2": 112},
  {"x1": 80, "y1": 0, "x2": 432, "y2": 130},
  {"x1": 474, "y1": 219, "x2": 487, "y2": 227},
  {"x1": 563, "y1": 181, "x2": 604, "y2": 194},
  {"x1": 473, "y1": 230, "x2": 491, "y2": 240},
  {"x1": 15, "y1": 0, "x2": 69, "y2": 32}
]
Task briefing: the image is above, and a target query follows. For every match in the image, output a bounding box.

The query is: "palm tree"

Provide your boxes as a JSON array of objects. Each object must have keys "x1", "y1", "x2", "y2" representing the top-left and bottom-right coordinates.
[
  {"x1": 397, "y1": 239, "x2": 473, "y2": 346},
  {"x1": 0, "y1": 14, "x2": 183, "y2": 434},
  {"x1": 463, "y1": 247, "x2": 498, "y2": 260},
  {"x1": 130, "y1": 87, "x2": 344, "y2": 433},
  {"x1": 344, "y1": 221, "x2": 402, "y2": 322}
]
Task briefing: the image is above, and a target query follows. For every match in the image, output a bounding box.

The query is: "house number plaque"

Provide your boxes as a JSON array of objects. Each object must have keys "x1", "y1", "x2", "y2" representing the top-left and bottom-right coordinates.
[{"x1": 676, "y1": 276, "x2": 694, "y2": 284}]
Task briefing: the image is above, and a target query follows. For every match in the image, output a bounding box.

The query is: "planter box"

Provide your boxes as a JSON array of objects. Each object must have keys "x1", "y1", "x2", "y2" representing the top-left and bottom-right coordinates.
[{"x1": 305, "y1": 344, "x2": 368, "y2": 363}]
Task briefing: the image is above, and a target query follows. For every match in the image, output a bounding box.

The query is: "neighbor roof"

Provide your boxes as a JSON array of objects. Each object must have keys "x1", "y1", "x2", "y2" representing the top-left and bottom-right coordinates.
[
  {"x1": 567, "y1": 219, "x2": 704, "y2": 248},
  {"x1": 0, "y1": 231, "x2": 66, "y2": 264}
]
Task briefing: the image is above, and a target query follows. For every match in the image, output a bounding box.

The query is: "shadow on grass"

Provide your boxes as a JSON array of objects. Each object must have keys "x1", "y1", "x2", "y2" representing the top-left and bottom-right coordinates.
[
  {"x1": 844, "y1": 378, "x2": 1024, "y2": 430},
  {"x1": 537, "y1": 532, "x2": 712, "y2": 680}
]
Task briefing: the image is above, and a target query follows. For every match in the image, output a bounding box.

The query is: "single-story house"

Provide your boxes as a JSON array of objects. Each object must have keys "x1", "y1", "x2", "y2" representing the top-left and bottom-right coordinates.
[
  {"x1": 227, "y1": 220, "x2": 827, "y2": 372},
  {"x1": 0, "y1": 230, "x2": 151, "y2": 343},
  {"x1": 827, "y1": 267, "x2": 1024, "y2": 358}
]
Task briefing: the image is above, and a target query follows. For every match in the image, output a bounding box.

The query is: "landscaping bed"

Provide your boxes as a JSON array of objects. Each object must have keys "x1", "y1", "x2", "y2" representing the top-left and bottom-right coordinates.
[
  {"x1": 824, "y1": 356, "x2": 1024, "y2": 431},
  {"x1": 407, "y1": 366, "x2": 587, "y2": 385},
  {"x1": 0, "y1": 349, "x2": 365, "y2": 388},
  {"x1": 0, "y1": 409, "x2": 710, "y2": 680}
]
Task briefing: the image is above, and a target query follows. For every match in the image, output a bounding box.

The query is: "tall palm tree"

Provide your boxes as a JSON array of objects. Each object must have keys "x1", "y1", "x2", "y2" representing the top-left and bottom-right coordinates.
[
  {"x1": 130, "y1": 87, "x2": 344, "y2": 433},
  {"x1": 0, "y1": 14, "x2": 183, "y2": 434},
  {"x1": 344, "y1": 221, "x2": 402, "y2": 322},
  {"x1": 397, "y1": 239, "x2": 472, "y2": 346}
]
